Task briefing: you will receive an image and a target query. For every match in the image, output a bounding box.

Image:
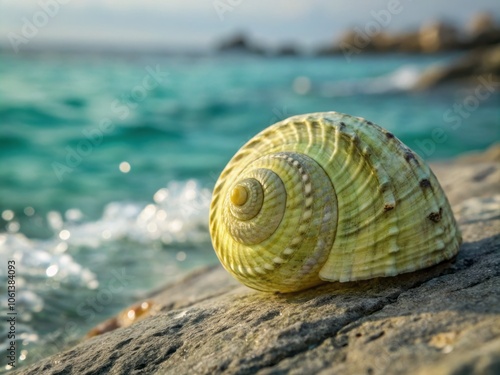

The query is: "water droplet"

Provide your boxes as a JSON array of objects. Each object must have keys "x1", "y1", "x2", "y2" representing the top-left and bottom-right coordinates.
[
  {"x1": 147, "y1": 223, "x2": 158, "y2": 233},
  {"x1": 55, "y1": 242, "x2": 68, "y2": 254},
  {"x1": 47, "y1": 211, "x2": 63, "y2": 230},
  {"x1": 24, "y1": 207, "x2": 35, "y2": 216},
  {"x1": 65, "y1": 208, "x2": 83, "y2": 221},
  {"x1": 292, "y1": 76, "x2": 311, "y2": 95},
  {"x1": 2, "y1": 210, "x2": 14, "y2": 221},
  {"x1": 46, "y1": 264, "x2": 59, "y2": 277},
  {"x1": 7, "y1": 222, "x2": 20, "y2": 232},
  {"x1": 119, "y1": 161, "x2": 131, "y2": 173},
  {"x1": 154, "y1": 188, "x2": 169, "y2": 203},
  {"x1": 59, "y1": 230, "x2": 71, "y2": 240},
  {"x1": 102, "y1": 229, "x2": 112, "y2": 239},
  {"x1": 127, "y1": 310, "x2": 136, "y2": 320}
]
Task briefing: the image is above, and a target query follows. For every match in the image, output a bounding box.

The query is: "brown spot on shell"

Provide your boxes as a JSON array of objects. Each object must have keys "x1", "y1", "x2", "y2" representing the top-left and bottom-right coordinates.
[
  {"x1": 384, "y1": 204, "x2": 395, "y2": 212},
  {"x1": 420, "y1": 179, "x2": 432, "y2": 189},
  {"x1": 428, "y1": 207, "x2": 443, "y2": 223},
  {"x1": 404, "y1": 151, "x2": 419, "y2": 165},
  {"x1": 385, "y1": 132, "x2": 394, "y2": 139},
  {"x1": 339, "y1": 122, "x2": 346, "y2": 131},
  {"x1": 366, "y1": 121, "x2": 373, "y2": 125}
]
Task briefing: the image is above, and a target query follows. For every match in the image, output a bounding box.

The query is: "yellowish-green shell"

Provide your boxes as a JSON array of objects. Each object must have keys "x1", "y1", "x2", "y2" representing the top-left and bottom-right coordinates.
[{"x1": 209, "y1": 112, "x2": 461, "y2": 293}]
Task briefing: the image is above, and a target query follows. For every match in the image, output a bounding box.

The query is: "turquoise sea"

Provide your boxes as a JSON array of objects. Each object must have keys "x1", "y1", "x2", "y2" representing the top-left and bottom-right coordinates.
[{"x1": 0, "y1": 49, "x2": 499, "y2": 370}]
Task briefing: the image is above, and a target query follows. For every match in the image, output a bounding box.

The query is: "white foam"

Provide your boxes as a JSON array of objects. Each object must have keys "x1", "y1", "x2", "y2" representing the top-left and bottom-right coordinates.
[
  {"x1": 321, "y1": 65, "x2": 421, "y2": 97},
  {"x1": 57, "y1": 179, "x2": 212, "y2": 247}
]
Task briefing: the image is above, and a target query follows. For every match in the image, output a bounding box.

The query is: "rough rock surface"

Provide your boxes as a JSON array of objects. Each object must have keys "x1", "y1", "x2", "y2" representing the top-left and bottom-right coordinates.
[{"x1": 15, "y1": 146, "x2": 500, "y2": 375}]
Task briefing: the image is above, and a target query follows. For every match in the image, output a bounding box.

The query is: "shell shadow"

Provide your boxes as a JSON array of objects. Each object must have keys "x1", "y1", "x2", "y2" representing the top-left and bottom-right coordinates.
[{"x1": 245, "y1": 233, "x2": 500, "y2": 316}]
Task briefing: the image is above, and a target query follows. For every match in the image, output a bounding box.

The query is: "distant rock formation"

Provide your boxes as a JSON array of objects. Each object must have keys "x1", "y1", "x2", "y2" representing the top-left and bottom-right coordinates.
[
  {"x1": 464, "y1": 13, "x2": 500, "y2": 49},
  {"x1": 419, "y1": 21, "x2": 459, "y2": 53},
  {"x1": 413, "y1": 45, "x2": 500, "y2": 90},
  {"x1": 216, "y1": 33, "x2": 266, "y2": 55},
  {"x1": 215, "y1": 33, "x2": 301, "y2": 56},
  {"x1": 274, "y1": 44, "x2": 299, "y2": 57},
  {"x1": 317, "y1": 12, "x2": 500, "y2": 56},
  {"x1": 215, "y1": 13, "x2": 500, "y2": 57},
  {"x1": 468, "y1": 13, "x2": 497, "y2": 37}
]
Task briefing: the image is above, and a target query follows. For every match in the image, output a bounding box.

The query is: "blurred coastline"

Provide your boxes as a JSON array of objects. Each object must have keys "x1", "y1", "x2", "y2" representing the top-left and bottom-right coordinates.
[{"x1": 217, "y1": 13, "x2": 500, "y2": 56}]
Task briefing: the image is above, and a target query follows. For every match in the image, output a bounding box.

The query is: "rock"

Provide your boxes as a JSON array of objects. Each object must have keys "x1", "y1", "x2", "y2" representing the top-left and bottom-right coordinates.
[
  {"x1": 416, "y1": 337, "x2": 500, "y2": 375},
  {"x1": 318, "y1": 15, "x2": 500, "y2": 57},
  {"x1": 327, "y1": 29, "x2": 421, "y2": 55},
  {"x1": 337, "y1": 29, "x2": 380, "y2": 52},
  {"x1": 464, "y1": 13, "x2": 500, "y2": 50},
  {"x1": 413, "y1": 45, "x2": 500, "y2": 90},
  {"x1": 467, "y1": 13, "x2": 497, "y2": 37},
  {"x1": 14, "y1": 146, "x2": 500, "y2": 375},
  {"x1": 389, "y1": 32, "x2": 422, "y2": 53},
  {"x1": 419, "y1": 21, "x2": 459, "y2": 53},
  {"x1": 216, "y1": 33, "x2": 266, "y2": 55},
  {"x1": 273, "y1": 44, "x2": 300, "y2": 57},
  {"x1": 465, "y1": 29, "x2": 500, "y2": 51},
  {"x1": 430, "y1": 145, "x2": 500, "y2": 208},
  {"x1": 319, "y1": 25, "x2": 449, "y2": 56}
]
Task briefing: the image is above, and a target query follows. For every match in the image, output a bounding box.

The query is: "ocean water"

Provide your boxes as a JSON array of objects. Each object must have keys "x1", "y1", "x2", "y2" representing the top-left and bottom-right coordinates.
[{"x1": 0, "y1": 49, "x2": 498, "y2": 370}]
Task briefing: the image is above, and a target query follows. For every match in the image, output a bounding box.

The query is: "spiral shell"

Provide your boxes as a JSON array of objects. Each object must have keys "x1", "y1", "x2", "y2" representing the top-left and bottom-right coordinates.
[{"x1": 209, "y1": 112, "x2": 461, "y2": 293}]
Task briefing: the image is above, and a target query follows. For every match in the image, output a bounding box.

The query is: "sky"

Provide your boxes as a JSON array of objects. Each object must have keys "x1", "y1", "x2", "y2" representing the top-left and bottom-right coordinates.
[{"x1": 1, "y1": 0, "x2": 499, "y2": 52}]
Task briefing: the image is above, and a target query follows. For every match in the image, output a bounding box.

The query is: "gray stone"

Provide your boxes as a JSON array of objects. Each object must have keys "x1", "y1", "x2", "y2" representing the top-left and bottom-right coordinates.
[{"x1": 15, "y1": 146, "x2": 500, "y2": 375}]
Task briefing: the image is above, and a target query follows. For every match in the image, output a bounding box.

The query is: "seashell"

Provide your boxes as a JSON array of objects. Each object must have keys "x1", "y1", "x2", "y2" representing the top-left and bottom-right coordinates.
[{"x1": 209, "y1": 112, "x2": 462, "y2": 293}]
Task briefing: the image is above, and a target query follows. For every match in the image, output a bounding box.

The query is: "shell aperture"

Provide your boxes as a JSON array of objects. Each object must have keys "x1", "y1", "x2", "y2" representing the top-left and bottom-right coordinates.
[{"x1": 209, "y1": 112, "x2": 462, "y2": 293}]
